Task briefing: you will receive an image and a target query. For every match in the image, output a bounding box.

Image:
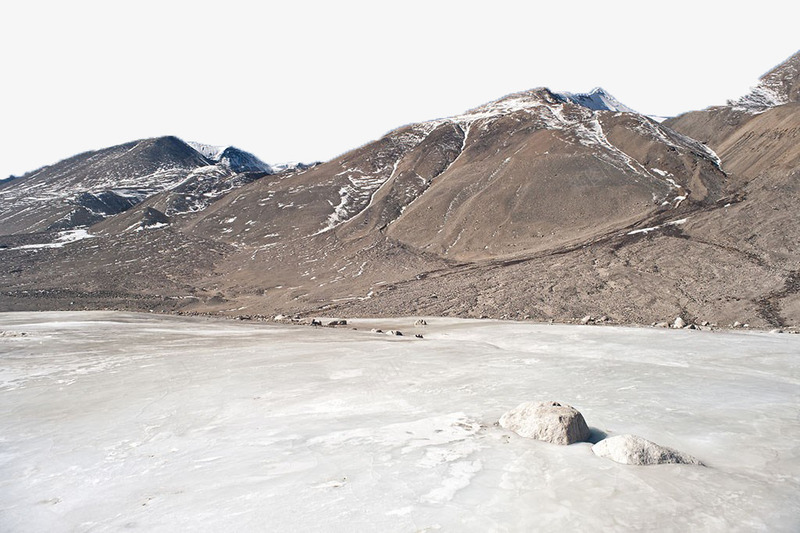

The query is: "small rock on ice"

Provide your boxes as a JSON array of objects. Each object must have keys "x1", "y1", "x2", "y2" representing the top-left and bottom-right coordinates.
[
  {"x1": 592, "y1": 434, "x2": 703, "y2": 466},
  {"x1": 672, "y1": 317, "x2": 686, "y2": 329},
  {"x1": 499, "y1": 401, "x2": 590, "y2": 445}
]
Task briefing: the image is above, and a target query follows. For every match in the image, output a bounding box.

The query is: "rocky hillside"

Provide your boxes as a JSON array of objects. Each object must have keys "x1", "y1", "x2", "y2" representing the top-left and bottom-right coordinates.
[{"x1": 1, "y1": 53, "x2": 798, "y2": 329}]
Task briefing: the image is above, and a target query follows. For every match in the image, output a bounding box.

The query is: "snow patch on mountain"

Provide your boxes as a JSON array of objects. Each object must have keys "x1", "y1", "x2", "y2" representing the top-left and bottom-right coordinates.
[{"x1": 2, "y1": 229, "x2": 94, "y2": 250}]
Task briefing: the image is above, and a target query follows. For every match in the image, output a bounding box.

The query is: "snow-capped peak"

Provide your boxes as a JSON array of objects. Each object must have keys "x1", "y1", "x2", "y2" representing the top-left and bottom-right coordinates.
[
  {"x1": 433, "y1": 87, "x2": 637, "y2": 126},
  {"x1": 187, "y1": 141, "x2": 227, "y2": 161},
  {"x1": 556, "y1": 87, "x2": 638, "y2": 113},
  {"x1": 188, "y1": 142, "x2": 273, "y2": 174}
]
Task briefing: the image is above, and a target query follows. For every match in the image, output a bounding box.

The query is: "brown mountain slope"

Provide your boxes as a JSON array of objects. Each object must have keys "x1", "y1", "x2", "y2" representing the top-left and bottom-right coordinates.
[{"x1": 174, "y1": 88, "x2": 724, "y2": 258}]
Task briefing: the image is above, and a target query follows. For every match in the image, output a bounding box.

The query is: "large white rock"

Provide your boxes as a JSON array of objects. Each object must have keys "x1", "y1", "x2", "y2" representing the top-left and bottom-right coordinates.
[
  {"x1": 499, "y1": 401, "x2": 590, "y2": 445},
  {"x1": 592, "y1": 434, "x2": 702, "y2": 466}
]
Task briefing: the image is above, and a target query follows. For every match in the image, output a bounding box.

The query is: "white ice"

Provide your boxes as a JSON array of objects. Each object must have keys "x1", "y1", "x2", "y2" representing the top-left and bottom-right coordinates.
[{"x1": 1, "y1": 312, "x2": 798, "y2": 531}]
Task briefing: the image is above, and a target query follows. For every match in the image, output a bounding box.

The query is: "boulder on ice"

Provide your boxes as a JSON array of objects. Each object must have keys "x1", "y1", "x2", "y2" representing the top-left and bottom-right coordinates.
[
  {"x1": 592, "y1": 434, "x2": 702, "y2": 465},
  {"x1": 499, "y1": 401, "x2": 590, "y2": 445}
]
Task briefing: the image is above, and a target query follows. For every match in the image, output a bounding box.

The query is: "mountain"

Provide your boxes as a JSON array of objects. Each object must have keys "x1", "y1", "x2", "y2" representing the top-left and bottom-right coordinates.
[
  {"x1": 0, "y1": 56, "x2": 798, "y2": 329},
  {"x1": 0, "y1": 136, "x2": 278, "y2": 235}
]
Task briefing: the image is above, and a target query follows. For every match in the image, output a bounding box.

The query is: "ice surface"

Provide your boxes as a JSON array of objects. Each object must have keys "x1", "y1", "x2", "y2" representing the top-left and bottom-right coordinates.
[{"x1": 1, "y1": 312, "x2": 798, "y2": 531}]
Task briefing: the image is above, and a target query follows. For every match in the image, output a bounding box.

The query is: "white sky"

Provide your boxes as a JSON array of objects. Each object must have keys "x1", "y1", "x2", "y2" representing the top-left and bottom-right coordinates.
[{"x1": 1, "y1": 1, "x2": 798, "y2": 178}]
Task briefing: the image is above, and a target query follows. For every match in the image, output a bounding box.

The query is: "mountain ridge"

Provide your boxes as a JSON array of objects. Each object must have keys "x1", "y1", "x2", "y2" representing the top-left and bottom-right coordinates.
[{"x1": 1, "y1": 54, "x2": 798, "y2": 329}]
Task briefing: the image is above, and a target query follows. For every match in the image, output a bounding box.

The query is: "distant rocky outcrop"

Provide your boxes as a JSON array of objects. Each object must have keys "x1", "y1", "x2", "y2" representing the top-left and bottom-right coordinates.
[
  {"x1": 499, "y1": 401, "x2": 590, "y2": 445},
  {"x1": 592, "y1": 434, "x2": 703, "y2": 466}
]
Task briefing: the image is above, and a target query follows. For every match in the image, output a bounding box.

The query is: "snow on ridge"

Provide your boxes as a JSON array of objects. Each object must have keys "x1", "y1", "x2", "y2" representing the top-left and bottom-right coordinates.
[
  {"x1": 730, "y1": 84, "x2": 789, "y2": 113},
  {"x1": 728, "y1": 53, "x2": 797, "y2": 114},
  {"x1": 429, "y1": 88, "x2": 563, "y2": 124}
]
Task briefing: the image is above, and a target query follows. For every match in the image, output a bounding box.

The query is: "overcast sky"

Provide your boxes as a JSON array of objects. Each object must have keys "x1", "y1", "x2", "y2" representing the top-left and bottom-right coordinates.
[{"x1": 1, "y1": 1, "x2": 798, "y2": 179}]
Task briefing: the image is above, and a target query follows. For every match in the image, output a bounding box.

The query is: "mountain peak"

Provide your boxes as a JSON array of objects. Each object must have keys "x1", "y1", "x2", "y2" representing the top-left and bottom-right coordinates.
[
  {"x1": 187, "y1": 142, "x2": 272, "y2": 174},
  {"x1": 556, "y1": 87, "x2": 637, "y2": 113}
]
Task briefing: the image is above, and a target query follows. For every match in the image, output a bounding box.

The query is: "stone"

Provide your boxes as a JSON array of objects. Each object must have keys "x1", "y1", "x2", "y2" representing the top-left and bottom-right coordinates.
[
  {"x1": 499, "y1": 401, "x2": 590, "y2": 445},
  {"x1": 414, "y1": 319, "x2": 427, "y2": 326},
  {"x1": 328, "y1": 320, "x2": 347, "y2": 326},
  {"x1": 672, "y1": 317, "x2": 686, "y2": 329},
  {"x1": 592, "y1": 434, "x2": 703, "y2": 466},
  {"x1": 370, "y1": 328, "x2": 383, "y2": 333},
  {"x1": 654, "y1": 321, "x2": 669, "y2": 328},
  {"x1": 580, "y1": 315, "x2": 592, "y2": 325},
  {"x1": 733, "y1": 321, "x2": 742, "y2": 328},
  {"x1": 386, "y1": 330, "x2": 403, "y2": 336}
]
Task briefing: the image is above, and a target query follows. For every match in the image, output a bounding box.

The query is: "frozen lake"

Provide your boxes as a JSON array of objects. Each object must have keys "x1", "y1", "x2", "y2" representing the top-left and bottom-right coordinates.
[{"x1": 1, "y1": 311, "x2": 799, "y2": 531}]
